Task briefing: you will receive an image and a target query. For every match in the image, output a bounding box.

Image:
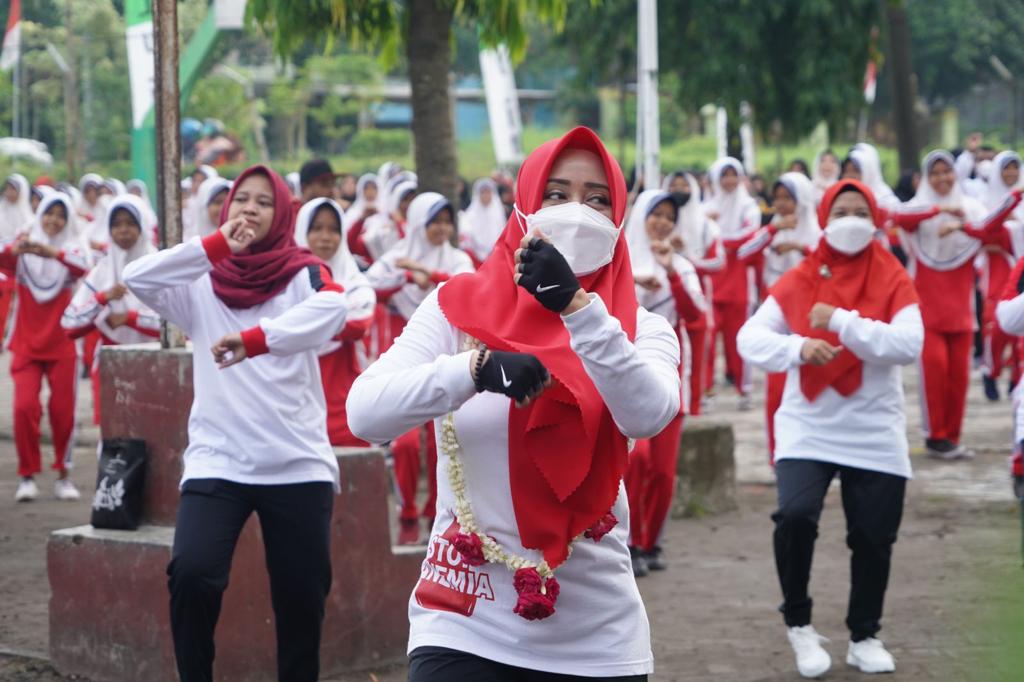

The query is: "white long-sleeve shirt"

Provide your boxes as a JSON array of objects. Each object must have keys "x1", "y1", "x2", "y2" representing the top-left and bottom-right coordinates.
[
  {"x1": 123, "y1": 233, "x2": 349, "y2": 490},
  {"x1": 738, "y1": 297, "x2": 924, "y2": 478},
  {"x1": 346, "y1": 288, "x2": 679, "y2": 676},
  {"x1": 996, "y1": 293, "x2": 1024, "y2": 443}
]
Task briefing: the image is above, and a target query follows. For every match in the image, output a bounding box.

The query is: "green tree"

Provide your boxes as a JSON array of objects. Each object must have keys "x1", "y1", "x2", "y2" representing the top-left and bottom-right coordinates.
[{"x1": 248, "y1": 0, "x2": 570, "y2": 206}]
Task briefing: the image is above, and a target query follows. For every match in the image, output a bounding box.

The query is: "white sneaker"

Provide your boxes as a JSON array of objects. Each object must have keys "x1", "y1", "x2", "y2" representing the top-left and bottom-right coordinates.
[
  {"x1": 54, "y1": 478, "x2": 81, "y2": 501},
  {"x1": 738, "y1": 395, "x2": 753, "y2": 411},
  {"x1": 846, "y1": 638, "x2": 895, "y2": 673},
  {"x1": 15, "y1": 478, "x2": 38, "y2": 502},
  {"x1": 787, "y1": 625, "x2": 832, "y2": 678}
]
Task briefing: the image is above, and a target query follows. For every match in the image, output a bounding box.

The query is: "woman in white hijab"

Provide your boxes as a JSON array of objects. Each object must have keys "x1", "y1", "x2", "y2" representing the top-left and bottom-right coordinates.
[
  {"x1": 62, "y1": 195, "x2": 160, "y2": 424},
  {"x1": 458, "y1": 178, "x2": 507, "y2": 266},
  {"x1": 126, "y1": 179, "x2": 152, "y2": 209},
  {"x1": 737, "y1": 172, "x2": 822, "y2": 462},
  {"x1": 182, "y1": 177, "x2": 232, "y2": 242},
  {"x1": 663, "y1": 171, "x2": 723, "y2": 414},
  {"x1": 294, "y1": 197, "x2": 376, "y2": 446},
  {"x1": 623, "y1": 188, "x2": 705, "y2": 576},
  {"x1": 361, "y1": 176, "x2": 418, "y2": 263},
  {"x1": 0, "y1": 174, "x2": 35, "y2": 346},
  {"x1": 899, "y1": 150, "x2": 1023, "y2": 458},
  {"x1": 976, "y1": 151, "x2": 1024, "y2": 401},
  {"x1": 342, "y1": 173, "x2": 380, "y2": 268},
  {"x1": 77, "y1": 173, "x2": 105, "y2": 225},
  {"x1": 811, "y1": 149, "x2": 841, "y2": 205},
  {"x1": 1, "y1": 192, "x2": 90, "y2": 502},
  {"x1": 704, "y1": 157, "x2": 762, "y2": 408},
  {"x1": 846, "y1": 143, "x2": 897, "y2": 210},
  {"x1": 364, "y1": 191, "x2": 474, "y2": 544}
]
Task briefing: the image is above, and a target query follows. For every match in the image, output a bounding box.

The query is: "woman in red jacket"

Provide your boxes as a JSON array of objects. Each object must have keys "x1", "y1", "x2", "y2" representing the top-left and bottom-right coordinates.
[
  {"x1": 0, "y1": 192, "x2": 89, "y2": 502},
  {"x1": 898, "y1": 150, "x2": 1023, "y2": 458}
]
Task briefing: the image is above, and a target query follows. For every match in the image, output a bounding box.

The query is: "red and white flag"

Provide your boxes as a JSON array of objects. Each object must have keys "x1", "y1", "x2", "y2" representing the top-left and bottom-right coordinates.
[
  {"x1": 1, "y1": 0, "x2": 22, "y2": 72},
  {"x1": 862, "y1": 59, "x2": 877, "y2": 105}
]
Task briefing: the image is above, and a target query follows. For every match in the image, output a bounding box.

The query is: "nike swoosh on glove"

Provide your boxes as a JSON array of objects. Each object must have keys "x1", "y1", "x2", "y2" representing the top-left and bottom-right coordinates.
[
  {"x1": 476, "y1": 350, "x2": 550, "y2": 402},
  {"x1": 517, "y1": 238, "x2": 580, "y2": 313}
]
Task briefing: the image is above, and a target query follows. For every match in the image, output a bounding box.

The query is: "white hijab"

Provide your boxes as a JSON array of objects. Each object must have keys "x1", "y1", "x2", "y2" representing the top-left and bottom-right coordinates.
[
  {"x1": 705, "y1": 157, "x2": 759, "y2": 238},
  {"x1": 285, "y1": 171, "x2": 301, "y2": 198},
  {"x1": 77, "y1": 173, "x2": 104, "y2": 221},
  {"x1": 764, "y1": 173, "x2": 821, "y2": 285},
  {"x1": 294, "y1": 198, "x2": 377, "y2": 350},
  {"x1": 811, "y1": 150, "x2": 840, "y2": 202},
  {"x1": 458, "y1": 178, "x2": 507, "y2": 262},
  {"x1": 369, "y1": 192, "x2": 470, "y2": 320},
  {"x1": 83, "y1": 195, "x2": 158, "y2": 343},
  {"x1": 668, "y1": 172, "x2": 719, "y2": 264},
  {"x1": 343, "y1": 173, "x2": 379, "y2": 227},
  {"x1": 183, "y1": 177, "x2": 232, "y2": 241},
  {"x1": 849, "y1": 143, "x2": 897, "y2": 209},
  {"x1": 19, "y1": 193, "x2": 89, "y2": 303},
  {"x1": 126, "y1": 179, "x2": 152, "y2": 208},
  {"x1": 983, "y1": 151, "x2": 1023, "y2": 212},
  {"x1": 1, "y1": 174, "x2": 33, "y2": 241},
  {"x1": 363, "y1": 178, "x2": 417, "y2": 260},
  {"x1": 903, "y1": 150, "x2": 988, "y2": 271},
  {"x1": 626, "y1": 189, "x2": 701, "y2": 315}
]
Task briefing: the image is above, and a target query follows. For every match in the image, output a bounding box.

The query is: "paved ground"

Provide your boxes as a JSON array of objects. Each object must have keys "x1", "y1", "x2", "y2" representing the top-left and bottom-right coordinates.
[{"x1": 0, "y1": 350, "x2": 1022, "y2": 681}]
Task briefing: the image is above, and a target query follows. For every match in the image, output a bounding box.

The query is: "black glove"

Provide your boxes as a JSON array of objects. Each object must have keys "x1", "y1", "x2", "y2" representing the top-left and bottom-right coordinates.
[
  {"x1": 476, "y1": 350, "x2": 550, "y2": 403},
  {"x1": 516, "y1": 238, "x2": 580, "y2": 313}
]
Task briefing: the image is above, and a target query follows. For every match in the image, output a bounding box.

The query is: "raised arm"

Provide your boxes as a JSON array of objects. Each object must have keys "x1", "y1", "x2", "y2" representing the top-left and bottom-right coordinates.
[
  {"x1": 562, "y1": 294, "x2": 680, "y2": 439},
  {"x1": 346, "y1": 289, "x2": 476, "y2": 444},
  {"x1": 827, "y1": 304, "x2": 923, "y2": 365},
  {"x1": 737, "y1": 296, "x2": 805, "y2": 373}
]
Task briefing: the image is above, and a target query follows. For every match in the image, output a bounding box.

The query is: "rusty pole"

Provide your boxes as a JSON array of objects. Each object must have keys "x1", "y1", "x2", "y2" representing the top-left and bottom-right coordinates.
[{"x1": 152, "y1": 0, "x2": 184, "y2": 348}]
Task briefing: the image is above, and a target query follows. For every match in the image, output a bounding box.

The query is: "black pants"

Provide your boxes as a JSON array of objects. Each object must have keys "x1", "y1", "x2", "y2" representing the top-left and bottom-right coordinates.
[
  {"x1": 409, "y1": 647, "x2": 648, "y2": 682},
  {"x1": 772, "y1": 459, "x2": 906, "y2": 641},
  {"x1": 168, "y1": 478, "x2": 334, "y2": 682}
]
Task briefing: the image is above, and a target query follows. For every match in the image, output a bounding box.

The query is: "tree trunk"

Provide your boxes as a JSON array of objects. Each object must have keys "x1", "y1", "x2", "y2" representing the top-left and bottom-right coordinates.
[
  {"x1": 886, "y1": 1, "x2": 918, "y2": 172},
  {"x1": 407, "y1": 0, "x2": 458, "y2": 207}
]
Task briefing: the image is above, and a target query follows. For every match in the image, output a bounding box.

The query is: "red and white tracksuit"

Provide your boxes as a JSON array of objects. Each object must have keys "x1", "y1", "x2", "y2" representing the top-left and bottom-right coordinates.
[
  {"x1": 625, "y1": 266, "x2": 702, "y2": 551},
  {"x1": 685, "y1": 241, "x2": 724, "y2": 415},
  {"x1": 61, "y1": 289, "x2": 161, "y2": 424},
  {"x1": 710, "y1": 226, "x2": 760, "y2": 396},
  {"x1": 0, "y1": 276, "x2": 14, "y2": 346},
  {"x1": 977, "y1": 229, "x2": 1022, "y2": 386},
  {"x1": 319, "y1": 316, "x2": 373, "y2": 447},
  {"x1": 902, "y1": 196, "x2": 1023, "y2": 444},
  {"x1": 373, "y1": 271, "x2": 452, "y2": 523},
  {"x1": 0, "y1": 245, "x2": 87, "y2": 478}
]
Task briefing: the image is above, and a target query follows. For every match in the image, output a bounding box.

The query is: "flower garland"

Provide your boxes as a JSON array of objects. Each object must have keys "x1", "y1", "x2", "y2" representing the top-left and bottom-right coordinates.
[{"x1": 441, "y1": 409, "x2": 618, "y2": 622}]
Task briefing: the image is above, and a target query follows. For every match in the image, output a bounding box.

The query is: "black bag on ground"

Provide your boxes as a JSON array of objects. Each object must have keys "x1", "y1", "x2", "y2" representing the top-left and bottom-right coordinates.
[{"x1": 90, "y1": 439, "x2": 147, "y2": 530}]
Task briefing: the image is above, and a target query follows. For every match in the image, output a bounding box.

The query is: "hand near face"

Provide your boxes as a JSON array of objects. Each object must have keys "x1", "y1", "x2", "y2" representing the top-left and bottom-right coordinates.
[
  {"x1": 219, "y1": 218, "x2": 256, "y2": 254},
  {"x1": 650, "y1": 240, "x2": 675, "y2": 272},
  {"x1": 669, "y1": 234, "x2": 685, "y2": 253}
]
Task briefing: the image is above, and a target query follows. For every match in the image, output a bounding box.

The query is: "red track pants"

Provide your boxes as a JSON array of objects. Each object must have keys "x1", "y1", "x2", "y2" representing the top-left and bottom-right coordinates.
[
  {"x1": 919, "y1": 329, "x2": 972, "y2": 444},
  {"x1": 982, "y1": 299, "x2": 1021, "y2": 384},
  {"x1": 711, "y1": 300, "x2": 751, "y2": 395},
  {"x1": 11, "y1": 353, "x2": 77, "y2": 477},
  {"x1": 625, "y1": 414, "x2": 684, "y2": 551},
  {"x1": 686, "y1": 326, "x2": 707, "y2": 416},
  {"x1": 765, "y1": 372, "x2": 786, "y2": 465},
  {"x1": 0, "y1": 280, "x2": 14, "y2": 346},
  {"x1": 392, "y1": 422, "x2": 438, "y2": 522}
]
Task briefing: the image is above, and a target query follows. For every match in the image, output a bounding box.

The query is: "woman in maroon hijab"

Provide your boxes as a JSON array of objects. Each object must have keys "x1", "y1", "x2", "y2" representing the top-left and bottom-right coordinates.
[{"x1": 124, "y1": 165, "x2": 350, "y2": 681}]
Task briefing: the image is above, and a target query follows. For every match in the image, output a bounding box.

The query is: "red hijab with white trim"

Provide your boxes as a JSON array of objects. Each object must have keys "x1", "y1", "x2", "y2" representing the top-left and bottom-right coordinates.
[
  {"x1": 772, "y1": 179, "x2": 918, "y2": 401},
  {"x1": 210, "y1": 165, "x2": 321, "y2": 309},
  {"x1": 438, "y1": 126, "x2": 636, "y2": 569}
]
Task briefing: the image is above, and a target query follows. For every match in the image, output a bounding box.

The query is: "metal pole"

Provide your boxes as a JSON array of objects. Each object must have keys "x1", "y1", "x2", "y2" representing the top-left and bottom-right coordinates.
[
  {"x1": 63, "y1": 3, "x2": 77, "y2": 180},
  {"x1": 152, "y1": 0, "x2": 184, "y2": 348},
  {"x1": 12, "y1": 44, "x2": 18, "y2": 137}
]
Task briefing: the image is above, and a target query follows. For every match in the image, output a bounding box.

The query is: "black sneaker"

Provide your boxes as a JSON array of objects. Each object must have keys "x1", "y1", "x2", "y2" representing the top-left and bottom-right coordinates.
[
  {"x1": 644, "y1": 546, "x2": 668, "y2": 571},
  {"x1": 629, "y1": 546, "x2": 649, "y2": 578},
  {"x1": 925, "y1": 438, "x2": 959, "y2": 460},
  {"x1": 983, "y1": 375, "x2": 999, "y2": 402}
]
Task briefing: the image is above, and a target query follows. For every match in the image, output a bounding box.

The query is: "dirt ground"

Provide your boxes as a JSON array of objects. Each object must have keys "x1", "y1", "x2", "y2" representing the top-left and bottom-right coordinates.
[{"x1": 1, "y1": 353, "x2": 1023, "y2": 681}]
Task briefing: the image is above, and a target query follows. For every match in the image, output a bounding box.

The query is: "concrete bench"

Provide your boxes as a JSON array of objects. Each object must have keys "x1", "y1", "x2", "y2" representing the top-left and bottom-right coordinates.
[{"x1": 672, "y1": 417, "x2": 737, "y2": 518}]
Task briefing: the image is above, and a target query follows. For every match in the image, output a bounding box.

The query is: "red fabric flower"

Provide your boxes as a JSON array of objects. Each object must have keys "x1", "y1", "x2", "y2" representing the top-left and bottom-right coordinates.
[
  {"x1": 583, "y1": 511, "x2": 618, "y2": 542},
  {"x1": 453, "y1": 532, "x2": 487, "y2": 566},
  {"x1": 512, "y1": 568, "x2": 560, "y2": 621}
]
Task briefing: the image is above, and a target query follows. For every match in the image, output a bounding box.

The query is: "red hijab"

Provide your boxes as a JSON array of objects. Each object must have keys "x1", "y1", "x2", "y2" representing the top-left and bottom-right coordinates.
[
  {"x1": 439, "y1": 127, "x2": 637, "y2": 569},
  {"x1": 772, "y1": 179, "x2": 918, "y2": 401},
  {"x1": 210, "y1": 165, "x2": 321, "y2": 308}
]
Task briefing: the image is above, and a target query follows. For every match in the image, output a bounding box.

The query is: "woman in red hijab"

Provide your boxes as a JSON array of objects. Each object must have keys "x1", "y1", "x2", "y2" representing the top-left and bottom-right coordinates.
[
  {"x1": 738, "y1": 180, "x2": 923, "y2": 678},
  {"x1": 348, "y1": 128, "x2": 680, "y2": 680},
  {"x1": 124, "y1": 165, "x2": 350, "y2": 681}
]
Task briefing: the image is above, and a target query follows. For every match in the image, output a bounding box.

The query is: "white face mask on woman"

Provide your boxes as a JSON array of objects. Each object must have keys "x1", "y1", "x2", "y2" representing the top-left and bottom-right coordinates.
[
  {"x1": 824, "y1": 215, "x2": 876, "y2": 255},
  {"x1": 515, "y1": 202, "x2": 620, "y2": 275}
]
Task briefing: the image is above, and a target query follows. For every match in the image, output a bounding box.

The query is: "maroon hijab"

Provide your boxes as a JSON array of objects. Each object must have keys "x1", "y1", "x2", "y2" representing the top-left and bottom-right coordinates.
[{"x1": 210, "y1": 165, "x2": 321, "y2": 308}]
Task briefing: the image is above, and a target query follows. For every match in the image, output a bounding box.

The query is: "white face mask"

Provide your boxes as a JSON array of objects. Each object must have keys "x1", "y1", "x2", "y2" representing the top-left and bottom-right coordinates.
[
  {"x1": 515, "y1": 202, "x2": 620, "y2": 275},
  {"x1": 824, "y1": 215, "x2": 875, "y2": 255}
]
